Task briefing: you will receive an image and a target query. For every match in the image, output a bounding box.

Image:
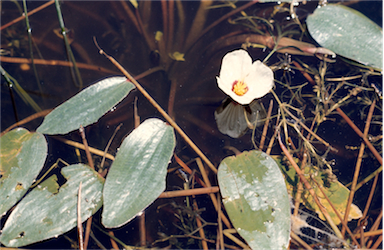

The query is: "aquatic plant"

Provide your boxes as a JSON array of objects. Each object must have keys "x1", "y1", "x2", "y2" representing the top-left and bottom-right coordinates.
[
  {"x1": 1, "y1": 1, "x2": 382, "y2": 249},
  {"x1": 216, "y1": 49, "x2": 274, "y2": 104}
]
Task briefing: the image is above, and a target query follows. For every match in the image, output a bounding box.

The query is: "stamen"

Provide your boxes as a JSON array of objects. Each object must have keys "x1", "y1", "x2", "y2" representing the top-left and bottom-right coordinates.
[{"x1": 232, "y1": 80, "x2": 248, "y2": 96}]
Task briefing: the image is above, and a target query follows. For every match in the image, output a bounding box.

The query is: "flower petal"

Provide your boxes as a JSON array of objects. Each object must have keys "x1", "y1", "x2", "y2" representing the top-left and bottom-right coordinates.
[
  {"x1": 225, "y1": 89, "x2": 256, "y2": 105},
  {"x1": 244, "y1": 60, "x2": 274, "y2": 100},
  {"x1": 217, "y1": 49, "x2": 253, "y2": 88},
  {"x1": 217, "y1": 77, "x2": 254, "y2": 104},
  {"x1": 217, "y1": 50, "x2": 274, "y2": 105}
]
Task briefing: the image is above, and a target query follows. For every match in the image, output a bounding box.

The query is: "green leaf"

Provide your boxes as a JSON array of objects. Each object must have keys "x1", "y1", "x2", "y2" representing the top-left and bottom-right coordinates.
[
  {"x1": 218, "y1": 150, "x2": 290, "y2": 250},
  {"x1": 0, "y1": 128, "x2": 47, "y2": 216},
  {"x1": 0, "y1": 164, "x2": 104, "y2": 247},
  {"x1": 36, "y1": 76, "x2": 135, "y2": 135},
  {"x1": 307, "y1": 4, "x2": 382, "y2": 70},
  {"x1": 102, "y1": 118, "x2": 175, "y2": 228}
]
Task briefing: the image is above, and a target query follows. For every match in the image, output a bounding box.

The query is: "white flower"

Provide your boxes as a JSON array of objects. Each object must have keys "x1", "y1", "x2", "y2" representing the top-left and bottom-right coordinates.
[{"x1": 216, "y1": 49, "x2": 274, "y2": 105}]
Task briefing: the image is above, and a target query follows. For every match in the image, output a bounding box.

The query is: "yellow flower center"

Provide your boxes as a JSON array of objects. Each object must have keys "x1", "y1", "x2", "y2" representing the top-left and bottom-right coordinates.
[{"x1": 232, "y1": 80, "x2": 248, "y2": 96}]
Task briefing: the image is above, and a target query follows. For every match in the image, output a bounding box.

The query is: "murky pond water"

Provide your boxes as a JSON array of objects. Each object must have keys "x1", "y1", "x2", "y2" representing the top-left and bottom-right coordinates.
[{"x1": 1, "y1": 1, "x2": 382, "y2": 249}]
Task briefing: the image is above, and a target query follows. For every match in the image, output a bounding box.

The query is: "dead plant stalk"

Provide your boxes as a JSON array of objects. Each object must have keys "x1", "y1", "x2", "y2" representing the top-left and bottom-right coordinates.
[
  {"x1": 277, "y1": 131, "x2": 346, "y2": 244},
  {"x1": 95, "y1": 41, "x2": 218, "y2": 175}
]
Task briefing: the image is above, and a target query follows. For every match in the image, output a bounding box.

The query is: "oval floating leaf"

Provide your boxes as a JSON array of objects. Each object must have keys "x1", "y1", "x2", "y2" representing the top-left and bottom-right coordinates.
[
  {"x1": 307, "y1": 4, "x2": 382, "y2": 70},
  {"x1": 102, "y1": 118, "x2": 175, "y2": 228},
  {"x1": 218, "y1": 150, "x2": 290, "y2": 249},
  {"x1": 0, "y1": 164, "x2": 104, "y2": 247},
  {"x1": 0, "y1": 128, "x2": 47, "y2": 216},
  {"x1": 37, "y1": 76, "x2": 135, "y2": 135}
]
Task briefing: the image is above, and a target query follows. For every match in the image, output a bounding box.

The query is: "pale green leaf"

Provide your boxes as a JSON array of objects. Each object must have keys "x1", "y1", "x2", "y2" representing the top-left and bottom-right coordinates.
[
  {"x1": 218, "y1": 150, "x2": 290, "y2": 250},
  {"x1": 37, "y1": 76, "x2": 135, "y2": 135},
  {"x1": 0, "y1": 164, "x2": 104, "y2": 247},
  {"x1": 102, "y1": 118, "x2": 175, "y2": 228},
  {"x1": 307, "y1": 4, "x2": 382, "y2": 70},
  {"x1": 0, "y1": 128, "x2": 47, "y2": 216}
]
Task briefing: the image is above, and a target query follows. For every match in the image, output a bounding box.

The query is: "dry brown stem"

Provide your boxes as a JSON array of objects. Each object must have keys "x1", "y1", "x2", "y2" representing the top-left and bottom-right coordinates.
[
  {"x1": 290, "y1": 231, "x2": 313, "y2": 250},
  {"x1": 77, "y1": 182, "x2": 84, "y2": 250},
  {"x1": 342, "y1": 99, "x2": 376, "y2": 236},
  {"x1": 1, "y1": 1, "x2": 55, "y2": 30},
  {"x1": 79, "y1": 125, "x2": 94, "y2": 170},
  {"x1": 0, "y1": 56, "x2": 118, "y2": 74},
  {"x1": 278, "y1": 131, "x2": 344, "y2": 241},
  {"x1": 336, "y1": 107, "x2": 382, "y2": 165},
  {"x1": 259, "y1": 99, "x2": 273, "y2": 150},
  {"x1": 159, "y1": 187, "x2": 219, "y2": 198},
  {"x1": 312, "y1": 179, "x2": 360, "y2": 247},
  {"x1": 95, "y1": 42, "x2": 218, "y2": 174},
  {"x1": 195, "y1": 158, "x2": 231, "y2": 229},
  {"x1": 83, "y1": 218, "x2": 92, "y2": 250},
  {"x1": 120, "y1": 1, "x2": 140, "y2": 34},
  {"x1": 192, "y1": 199, "x2": 208, "y2": 250},
  {"x1": 174, "y1": 154, "x2": 206, "y2": 187},
  {"x1": 108, "y1": 231, "x2": 119, "y2": 250},
  {"x1": 54, "y1": 137, "x2": 115, "y2": 161},
  {"x1": 1, "y1": 109, "x2": 52, "y2": 136},
  {"x1": 217, "y1": 193, "x2": 224, "y2": 250},
  {"x1": 139, "y1": 212, "x2": 146, "y2": 247}
]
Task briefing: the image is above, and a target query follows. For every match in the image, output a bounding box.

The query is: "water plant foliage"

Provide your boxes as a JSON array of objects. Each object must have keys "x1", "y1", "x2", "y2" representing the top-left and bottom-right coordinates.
[
  {"x1": 102, "y1": 118, "x2": 175, "y2": 228},
  {"x1": 0, "y1": 128, "x2": 47, "y2": 215},
  {"x1": 0, "y1": 164, "x2": 104, "y2": 247},
  {"x1": 218, "y1": 150, "x2": 291, "y2": 249},
  {"x1": 307, "y1": 4, "x2": 383, "y2": 70},
  {"x1": 0, "y1": 78, "x2": 175, "y2": 247},
  {"x1": 276, "y1": 155, "x2": 363, "y2": 225},
  {"x1": 37, "y1": 77, "x2": 135, "y2": 135},
  {"x1": 0, "y1": 0, "x2": 381, "y2": 249}
]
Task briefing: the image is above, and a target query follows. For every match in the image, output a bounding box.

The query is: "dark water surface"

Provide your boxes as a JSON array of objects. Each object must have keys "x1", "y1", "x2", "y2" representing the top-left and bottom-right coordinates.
[{"x1": 1, "y1": 1, "x2": 382, "y2": 249}]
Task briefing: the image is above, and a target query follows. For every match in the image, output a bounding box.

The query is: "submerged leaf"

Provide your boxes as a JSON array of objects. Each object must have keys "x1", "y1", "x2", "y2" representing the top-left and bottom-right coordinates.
[
  {"x1": 215, "y1": 98, "x2": 266, "y2": 138},
  {"x1": 102, "y1": 118, "x2": 175, "y2": 228},
  {"x1": 36, "y1": 76, "x2": 135, "y2": 135},
  {"x1": 218, "y1": 150, "x2": 290, "y2": 249},
  {"x1": 307, "y1": 4, "x2": 382, "y2": 70},
  {"x1": 275, "y1": 156, "x2": 363, "y2": 224},
  {"x1": 0, "y1": 164, "x2": 104, "y2": 247},
  {"x1": 0, "y1": 128, "x2": 47, "y2": 216}
]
